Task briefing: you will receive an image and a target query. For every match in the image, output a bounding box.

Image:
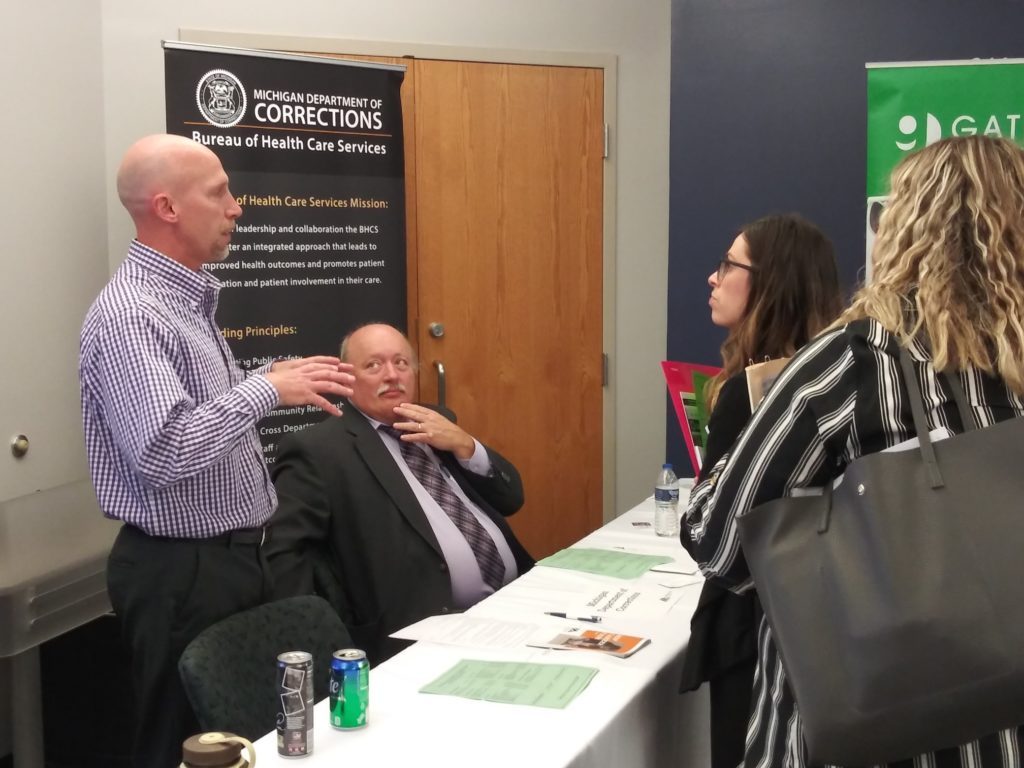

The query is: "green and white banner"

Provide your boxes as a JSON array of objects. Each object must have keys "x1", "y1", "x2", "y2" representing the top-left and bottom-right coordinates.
[{"x1": 865, "y1": 59, "x2": 1024, "y2": 270}]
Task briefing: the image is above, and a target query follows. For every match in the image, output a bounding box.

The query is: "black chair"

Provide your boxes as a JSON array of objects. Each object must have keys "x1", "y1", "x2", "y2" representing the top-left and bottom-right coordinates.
[{"x1": 178, "y1": 595, "x2": 352, "y2": 740}]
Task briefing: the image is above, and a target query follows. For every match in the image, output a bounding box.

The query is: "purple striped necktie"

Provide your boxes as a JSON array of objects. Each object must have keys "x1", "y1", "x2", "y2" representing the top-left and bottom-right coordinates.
[{"x1": 379, "y1": 425, "x2": 505, "y2": 590}]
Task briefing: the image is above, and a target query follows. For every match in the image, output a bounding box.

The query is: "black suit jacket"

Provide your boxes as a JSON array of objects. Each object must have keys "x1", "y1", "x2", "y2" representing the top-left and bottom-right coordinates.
[{"x1": 265, "y1": 404, "x2": 533, "y2": 664}]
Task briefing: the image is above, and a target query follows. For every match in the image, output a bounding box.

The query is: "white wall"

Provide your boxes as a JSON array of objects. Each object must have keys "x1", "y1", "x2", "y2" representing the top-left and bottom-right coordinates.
[
  {"x1": 0, "y1": 0, "x2": 107, "y2": 503},
  {"x1": 100, "y1": 0, "x2": 672, "y2": 516},
  {"x1": 0, "y1": 0, "x2": 106, "y2": 755}
]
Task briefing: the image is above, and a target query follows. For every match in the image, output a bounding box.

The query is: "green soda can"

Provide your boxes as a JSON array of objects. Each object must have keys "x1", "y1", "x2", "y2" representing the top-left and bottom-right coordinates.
[{"x1": 329, "y1": 649, "x2": 369, "y2": 729}]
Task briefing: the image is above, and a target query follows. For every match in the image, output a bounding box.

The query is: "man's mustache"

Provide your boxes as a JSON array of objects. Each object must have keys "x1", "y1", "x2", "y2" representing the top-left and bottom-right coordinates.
[{"x1": 377, "y1": 383, "x2": 407, "y2": 396}]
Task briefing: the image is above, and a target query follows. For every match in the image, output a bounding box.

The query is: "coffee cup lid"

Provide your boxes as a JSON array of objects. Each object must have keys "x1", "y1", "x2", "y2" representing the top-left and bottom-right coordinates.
[{"x1": 181, "y1": 732, "x2": 246, "y2": 767}]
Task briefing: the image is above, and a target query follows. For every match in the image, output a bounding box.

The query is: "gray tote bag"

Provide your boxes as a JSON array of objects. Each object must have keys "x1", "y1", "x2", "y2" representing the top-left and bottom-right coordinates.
[{"x1": 736, "y1": 347, "x2": 1024, "y2": 765}]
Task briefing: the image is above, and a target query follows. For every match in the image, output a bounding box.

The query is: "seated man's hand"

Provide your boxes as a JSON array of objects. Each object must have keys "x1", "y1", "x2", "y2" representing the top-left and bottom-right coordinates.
[{"x1": 392, "y1": 403, "x2": 475, "y2": 460}]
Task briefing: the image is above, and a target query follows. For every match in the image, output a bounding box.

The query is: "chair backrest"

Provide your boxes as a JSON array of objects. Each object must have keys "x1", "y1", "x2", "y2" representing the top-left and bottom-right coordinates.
[{"x1": 178, "y1": 595, "x2": 352, "y2": 740}]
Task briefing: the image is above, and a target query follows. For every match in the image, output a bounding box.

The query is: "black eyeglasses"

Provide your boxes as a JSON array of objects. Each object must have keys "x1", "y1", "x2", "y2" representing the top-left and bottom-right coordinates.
[{"x1": 716, "y1": 257, "x2": 755, "y2": 282}]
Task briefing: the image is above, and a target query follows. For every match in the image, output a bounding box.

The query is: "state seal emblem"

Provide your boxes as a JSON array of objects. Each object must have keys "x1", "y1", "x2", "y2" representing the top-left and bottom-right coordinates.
[{"x1": 196, "y1": 69, "x2": 247, "y2": 128}]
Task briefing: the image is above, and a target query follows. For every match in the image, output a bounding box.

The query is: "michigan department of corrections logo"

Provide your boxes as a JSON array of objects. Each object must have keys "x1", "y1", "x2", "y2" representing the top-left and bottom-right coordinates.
[{"x1": 196, "y1": 69, "x2": 246, "y2": 128}]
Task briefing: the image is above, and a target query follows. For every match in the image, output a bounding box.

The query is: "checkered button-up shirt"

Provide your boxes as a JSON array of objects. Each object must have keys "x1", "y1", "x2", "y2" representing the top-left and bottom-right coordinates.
[{"x1": 79, "y1": 241, "x2": 278, "y2": 537}]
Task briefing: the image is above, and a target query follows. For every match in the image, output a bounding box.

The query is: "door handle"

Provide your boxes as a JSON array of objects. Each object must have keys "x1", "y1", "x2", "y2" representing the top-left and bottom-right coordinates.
[{"x1": 433, "y1": 360, "x2": 446, "y2": 408}]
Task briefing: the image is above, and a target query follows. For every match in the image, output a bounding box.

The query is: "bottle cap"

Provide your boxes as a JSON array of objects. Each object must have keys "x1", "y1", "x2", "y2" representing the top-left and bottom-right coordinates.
[
  {"x1": 663, "y1": 463, "x2": 672, "y2": 470},
  {"x1": 181, "y1": 732, "x2": 246, "y2": 767}
]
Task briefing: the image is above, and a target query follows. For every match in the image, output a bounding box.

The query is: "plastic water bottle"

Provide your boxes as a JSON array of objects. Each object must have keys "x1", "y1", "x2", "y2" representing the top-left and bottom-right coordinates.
[{"x1": 655, "y1": 463, "x2": 680, "y2": 537}]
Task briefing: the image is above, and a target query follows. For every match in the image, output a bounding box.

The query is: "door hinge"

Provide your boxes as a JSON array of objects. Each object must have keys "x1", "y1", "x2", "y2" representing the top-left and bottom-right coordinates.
[
  {"x1": 602, "y1": 353, "x2": 609, "y2": 387},
  {"x1": 603, "y1": 124, "x2": 610, "y2": 159}
]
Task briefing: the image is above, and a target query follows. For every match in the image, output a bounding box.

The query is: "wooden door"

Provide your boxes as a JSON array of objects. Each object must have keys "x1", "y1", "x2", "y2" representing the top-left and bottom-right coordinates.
[
  {"x1": 315, "y1": 53, "x2": 422, "y2": 355},
  {"x1": 411, "y1": 60, "x2": 604, "y2": 558},
  {"x1": 323, "y1": 53, "x2": 605, "y2": 557}
]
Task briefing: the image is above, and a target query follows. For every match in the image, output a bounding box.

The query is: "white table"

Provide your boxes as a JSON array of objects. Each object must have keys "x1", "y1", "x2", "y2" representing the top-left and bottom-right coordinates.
[{"x1": 253, "y1": 491, "x2": 710, "y2": 767}]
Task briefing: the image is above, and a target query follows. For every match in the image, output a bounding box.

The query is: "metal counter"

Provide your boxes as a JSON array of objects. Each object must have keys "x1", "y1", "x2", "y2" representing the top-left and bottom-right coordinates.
[{"x1": 0, "y1": 480, "x2": 120, "y2": 768}]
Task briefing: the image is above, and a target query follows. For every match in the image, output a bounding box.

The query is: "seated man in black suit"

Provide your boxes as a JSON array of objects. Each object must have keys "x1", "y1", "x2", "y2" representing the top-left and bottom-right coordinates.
[{"x1": 266, "y1": 323, "x2": 533, "y2": 663}]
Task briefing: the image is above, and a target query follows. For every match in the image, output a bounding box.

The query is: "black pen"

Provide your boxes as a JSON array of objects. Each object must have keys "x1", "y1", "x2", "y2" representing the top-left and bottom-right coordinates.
[{"x1": 544, "y1": 612, "x2": 602, "y2": 623}]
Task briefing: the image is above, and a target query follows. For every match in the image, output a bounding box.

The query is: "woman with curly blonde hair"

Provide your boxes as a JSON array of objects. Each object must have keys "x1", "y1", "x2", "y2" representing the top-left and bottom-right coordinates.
[
  {"x1": 844, "y1": 135, "x2": 1024, "y2": 389},
  {"x1": 683, "y1": 134, "x2": 1024, "y2": 768}
]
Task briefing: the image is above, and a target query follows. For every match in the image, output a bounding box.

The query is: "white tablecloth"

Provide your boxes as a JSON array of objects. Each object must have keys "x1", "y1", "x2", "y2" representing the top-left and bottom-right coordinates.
[{"x1": 253, "y1": 492, "x2": 711, "y2": 767}]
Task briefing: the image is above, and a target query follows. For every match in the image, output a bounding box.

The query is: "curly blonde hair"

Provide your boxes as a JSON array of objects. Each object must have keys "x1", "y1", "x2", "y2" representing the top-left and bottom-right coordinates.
[{"x1": 840, "y1": 135, "x2": 1024, "y2": 394}]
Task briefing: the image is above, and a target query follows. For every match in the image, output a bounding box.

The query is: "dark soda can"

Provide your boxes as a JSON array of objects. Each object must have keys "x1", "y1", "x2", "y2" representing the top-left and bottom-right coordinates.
[
  {"x1": 329, "y1": 648, "x2": 370, "y2": 729},
  {"x1": 276, "y1": 651, "x2": 314, "y2": 757}
]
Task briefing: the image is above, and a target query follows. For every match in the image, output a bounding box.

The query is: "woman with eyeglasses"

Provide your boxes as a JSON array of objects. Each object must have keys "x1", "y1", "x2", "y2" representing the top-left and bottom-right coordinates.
[{"x1": 679, "y1": 213, "x2": 843, "y2": 768}]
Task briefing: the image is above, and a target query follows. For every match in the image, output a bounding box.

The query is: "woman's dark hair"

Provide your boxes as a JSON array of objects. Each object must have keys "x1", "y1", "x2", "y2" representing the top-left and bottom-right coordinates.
[{"x1": 707, "y1": 214, "x2": 844, "y2": 410}]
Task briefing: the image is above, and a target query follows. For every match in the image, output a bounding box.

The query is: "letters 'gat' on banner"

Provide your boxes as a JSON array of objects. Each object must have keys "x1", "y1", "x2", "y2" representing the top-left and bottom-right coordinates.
[
  {"x1": 164, "y1": 41, "x2": 407, "y2": 461},
  {"x1": 865, "y1": 59, "x2": 1024, "y2": 272}
]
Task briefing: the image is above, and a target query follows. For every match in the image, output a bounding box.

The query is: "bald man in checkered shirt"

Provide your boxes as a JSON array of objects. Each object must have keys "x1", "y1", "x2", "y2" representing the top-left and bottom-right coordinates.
[{"x1": 80, "y1": 134, "x2": 355, "y2": 768}]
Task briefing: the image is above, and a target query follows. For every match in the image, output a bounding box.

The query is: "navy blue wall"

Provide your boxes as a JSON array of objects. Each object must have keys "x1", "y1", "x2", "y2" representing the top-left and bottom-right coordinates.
[{"x1": 667, "y1": 0, "x2": 1024, "y2": 475}]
